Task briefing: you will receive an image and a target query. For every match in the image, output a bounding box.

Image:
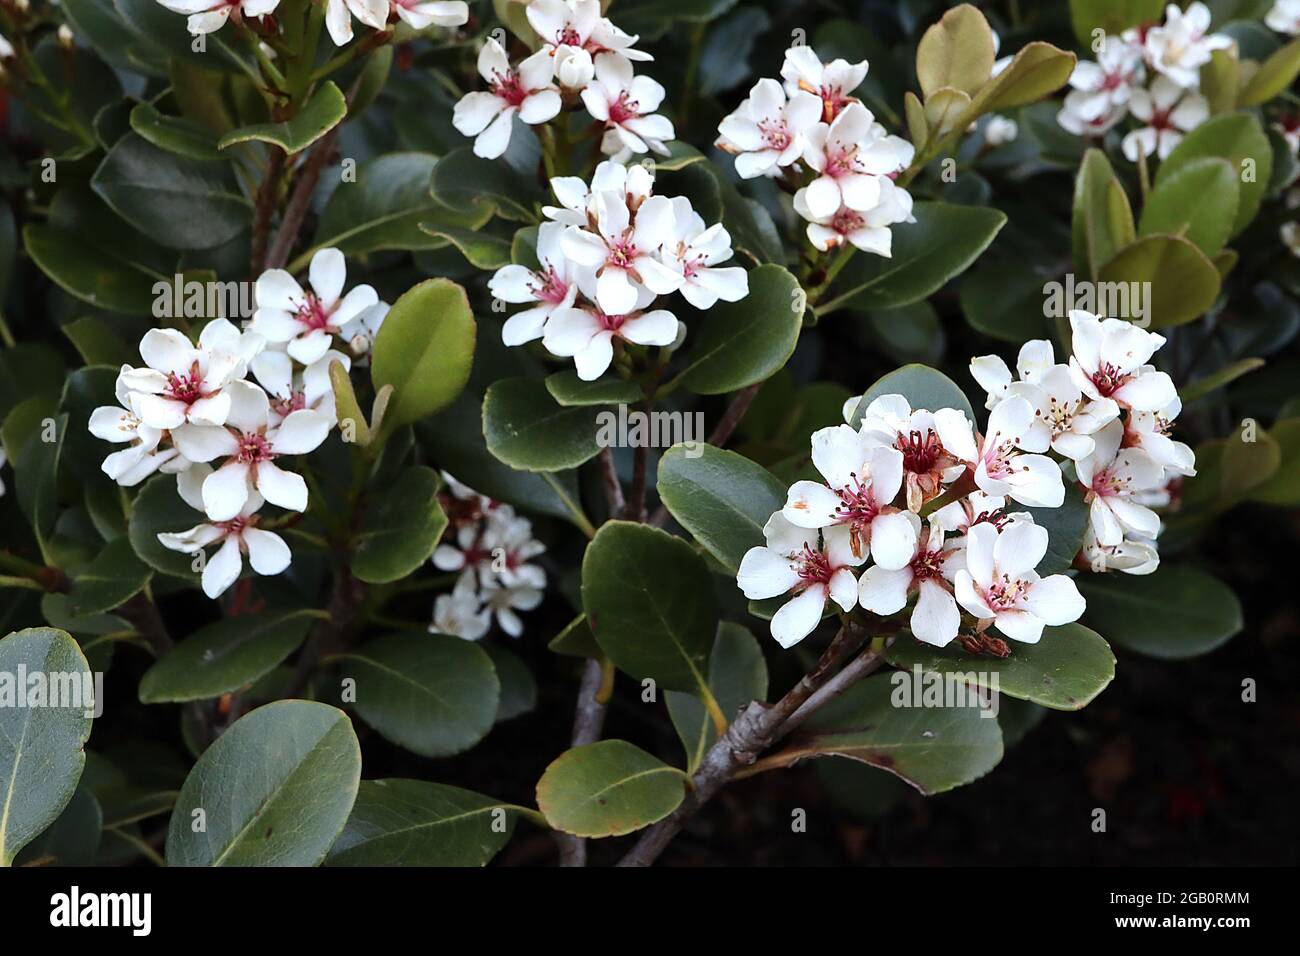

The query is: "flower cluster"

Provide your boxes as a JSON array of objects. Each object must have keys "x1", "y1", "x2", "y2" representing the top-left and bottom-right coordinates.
[
  {"x1": 430, "y1": 474, "x2": 547, "y2": 640},
  {"x1": 489, "y1": 159, "x2": 748, "y2": 379},
  {"x1": 153, "y1": 0, "x2": 468, "y2": 44},
  {"x1": 453, "y1": 0, "x2": 669, "y2": 160},
  {"x1": 1057, "y1": 2, "x2": 1230, "y2": 161},
  {"x1": 716, "y1": 45, "x2": 915, "y2": 256},
  {"x1": 737, "y1": 311, "x2": 1196, "y2": 652},
  {"x1": 88, "y1": 248, "x2": 382, "y2": 598}
]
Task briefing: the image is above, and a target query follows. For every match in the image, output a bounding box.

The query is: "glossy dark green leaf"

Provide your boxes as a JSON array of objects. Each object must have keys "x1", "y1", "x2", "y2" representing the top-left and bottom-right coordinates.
[
  {"x1": 536, "y1": 740, "x2": 685, "y2": 838},
  {"x1": 64, "y1": 537, "x2": 152, "y2": 617},
  {"x1": 327, "y1": 779, "x2": 517, "y2": 866},
  {"x1": 0, "y1": 628, "x2": 95, "y2": 866},
  {"x1": 352, "y1": 467, "x2": 448, "y2": 584},
  {"x1": 1098, "y1": 234, "x2": 1221, "y2": 328},
  {"x1": 130, "y1": 101, "x2": 223, "y2": 161},
  {"x1": 219, "y1": 82, "x2": 346, "y2": 152},
  {"x1": 545, "y1": 370, "x2": 642, "y2": 407},
  {"x1": 581, "y1": 521, "x2": 716, "y2": 694},
  {"x1": 1025, "y1": 481, "x2": 1090, "y2": 574},
  {"x1": 547, "y1": 615, "x2": 603, "y2": 658},
  {"x1": 666, "y1": 623, "x2": 767, "y2": 772},
  {"x1": 165, "y1": 700, "x2": 361, "y2": 866},
  {"x1": 846, "y1": 364, "x2": 976, "y2": 427},
  {"x1": 483, "y1": 377, "x2": 604, "y2": 472},
  {"x1": 430, "y1": 146, "x2": 544, "y2": 222},
  {"x1": 1072, "y1": 148, "x2": 1136, "y2": 279},
  {"x1": 139, "y1": 611, "x2": 315, "y2": 703},
  {"x1": 340, "y1": 632, "x2": 499, "y2": 758},
  {"x1": 127, "y1": 474, "x2": 202, "y2": 583}
]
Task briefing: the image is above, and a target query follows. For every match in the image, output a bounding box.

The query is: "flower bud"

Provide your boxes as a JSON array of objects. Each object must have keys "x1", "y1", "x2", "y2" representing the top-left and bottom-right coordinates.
[{"x1": 554, "y1": 46, "x2": 594, "y2": 90}]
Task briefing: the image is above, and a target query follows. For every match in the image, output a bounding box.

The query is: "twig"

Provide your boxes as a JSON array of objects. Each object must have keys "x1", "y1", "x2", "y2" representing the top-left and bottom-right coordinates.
[
  {"x1": 556, "y1": 657, "x2": 611, "y2": 867},
  {"x1": 616, "y1": 623, "x2": 866, "y2": 867},
  {"x1": 250, "y1": 147, "x2": 287, "y2": 275},
  {"x1": 264, "y1": 128, "x2": 340, "y2": 271},
  {"x1": 596, "y1": 447, "x2": 625, "y2": 518},
  {"x1": 776, "y1": 637, "x2": 894, "y2": 741}
]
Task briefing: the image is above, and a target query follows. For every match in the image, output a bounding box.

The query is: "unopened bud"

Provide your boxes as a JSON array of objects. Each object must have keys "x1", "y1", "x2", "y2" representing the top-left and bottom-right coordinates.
[{"x1": 57, "y1": 24, "x2": 75, "y2": 49}]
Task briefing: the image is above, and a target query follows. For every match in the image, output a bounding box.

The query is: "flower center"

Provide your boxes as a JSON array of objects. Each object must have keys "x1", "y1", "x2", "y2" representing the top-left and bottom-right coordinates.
[
  {"x1": 791, "y1": 543, "x2": 832, "y2": 587},
  {"x1": 758, "y1": 117, "x2": 792, "y2": 151},
  {"x1": 555, "y1": 25, "x2": 582, "y2": 47},
  {"x1": 608, "y1": 92, "x2": 641, "y2": 125},
  {"x1": 295, "y1": 292, "x2": 335, "y2": 332},
  {"x1": 819, "y1": 86, "x2": 851, "y2": 123},
  {"x1": 218, "y1": 515, "x2": 255, "y2": 535},
  {"x1": 983, "y1": 573, "x2": 1029, "y2": 612},
  {"x1": 910, "y1": 546, "x2": 947, "y2": 582},
  {"x1": 272, "y1": 390, "x2": 307, "y2": 418},
  {"x1": 830, "y1": 207, "x2": 864, "y2": 235},
  {"x1": 490, "y1": 69, "x2": 529, "y2": 108},
  {"x1": 1089, "y1": 361, "x2": 1128, "y2": 397},
  {"x1": 606, "y1": 233, "x2": 638, "y2": 269},
  {"x1": 826, "y1": 143, "x2": 859, "y2": 177},
  {"x1": 1090, "y1": 464, "x2": 1134, "y2": 499},
  {"x1": 236, "y1": 432, "x2": 274, "y2": 465},
  {"x1": 896, "y1": 429, "x2": 942, "y2": 474},
  {"x1": 165, "y1": 362, "x2": 206, "y2": 405},
  {"x1": 531, "y1": 267, "x2": 570, "y2": 305}
]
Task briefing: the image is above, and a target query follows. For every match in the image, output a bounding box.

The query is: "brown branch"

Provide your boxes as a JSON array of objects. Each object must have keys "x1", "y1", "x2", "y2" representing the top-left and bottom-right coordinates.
[
  {"x1": 264, "y1": 129, "x2": 340, "y2": 271},
  {"x1": 616, "y1": 622, "x2": 868, "y2": 867},
  {"x1": 250, "y1": 147, "x2": 287, "y2": 275},
  {"x1": 625, "y1": 442, "x2": 648, "y2": 521},
  {"x1": 555, "y1": 657, "x2": 611, "y2": 867},
  {"x1": 287, "y1": 567, "x2": 368, "y2": 698},
  {"x1": 596, "y1": 447, "x2": 625, "y2": 519}
]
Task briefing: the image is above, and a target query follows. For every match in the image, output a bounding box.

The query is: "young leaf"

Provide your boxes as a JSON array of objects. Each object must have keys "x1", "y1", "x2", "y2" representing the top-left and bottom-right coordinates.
[
  {"x1": 1097, "y1": 234, "x2": 1221, "y2": 328},
  {"x1": 916, "y1": 4, "x2": 996, "y2": 99},
  {"x1": 1138, "y1": 157, "x2": 1239, "y2": 256},
  {"x1": 1155, "y1": 112, "x2": 1272, "y2": 236}
]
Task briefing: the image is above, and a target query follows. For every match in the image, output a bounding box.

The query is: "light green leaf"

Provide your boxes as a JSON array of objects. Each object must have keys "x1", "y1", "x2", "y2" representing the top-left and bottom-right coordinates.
[
  {"x1": 916, "y1": 4, "x2": 996, "y2": 98},
  {"x1": 1072, "y1": 148, "x2": 1135, "y2": 279},
  {"x1": 1097, "y1": 234, "x2": 1221, "y2": 328},
  {"x1": 536, "y1": 740, "x2": 686, "y2": 838},
  {"x1": 1068, "y1": 0, "x2": 1165, "y2": 46},
  {"x1": 1238, "y1": 37, "x2": 1300, "y2": 106},
  {"x1": 1138, "y1": 157, "x2": 1239, "y2": 256},
  {"x1": 1156, "y1": 112, "x2": 1272, "y2": 236}
]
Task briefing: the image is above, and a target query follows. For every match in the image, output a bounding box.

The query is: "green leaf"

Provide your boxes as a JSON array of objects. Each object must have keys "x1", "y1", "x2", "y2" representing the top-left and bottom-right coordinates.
[
  {"x1": 656, "y1": 443, "x2": 785, "y2": 573},
  {"x1": 14, "y1": 413, "x2": 67, "y2": 553},
  {"x1": 327, "y1": 779, "x2": 517, "y2": 866},
  {"x1": 165, "y1": 700, "x2": 361, "y2": 866},
  {"x1": 219, "y1": 82, "x2": 346, "y2": 152},
  {"x1": 61, "y1": 317, "x2": 134, "y2": 367},
  {"x1": 886, "y1": 623, "x2": 1116, "y2": 710},
  {"x1": 1025, "y1": 481, "x2": 1090, "y2": 574},
  {"x1": 91, "y1": 133, "x2": 250, "y2": 250},
  {"x1": 352, "y1": 467, "x2": 448, "y2": 584},
  {"x1": 960, "y1": 262, "x2": 1053, "y2": 343},
  {"x1": 666, "y1": 623, "x2": 768, "y2": 773},
  {"x1": 916, "y1": 4, "x2": 995, "y2": 99},
  {"x1": 545, "y1": 370, "x2": 642, "y2": 407},
  {"x1": 64, "y1": 537, "x2": 152, "y2": 617},
  {"x1": 340, "y1": 632, "x2": 499, "y2": 758},
  {"x1": 308, "y1": 153, "x2": 493, "y2": 263},
  {"x1": 371, "y1": 278, "x2": 476, "y2": 430},
  {"x1": 1179, "y1": 357, "x2": 1264, "y2": 403},
  {"x1": 548, "y1": 615, "x2": 603, "y2": 658},
  {"x1": 1098, "y1": 234, "x2": 1221, "y2": 328},
  {"x1": 485, "y1": 644, "x2": 537, "y2": 723},
  {"x1": 1219, "y1": 424, "x2": 1280, "y2": 500},
  {"x1": 1072, "y1": 148, "x2": 1135, "y2": 279},
  {"x1": 582, "y1": 521, "x2": 716, "y2": 694},
  {"x1": 14, "y1": 782, "x2": 102, "y2": 866},
  {"x1": 1238, "y1": 38, "x2": 1300, "y2": 106},
  {"x1": 139, "y1": 611, "x2": 315, "y2": 703},
  {"x1": 127, "y1": 475, "x2": 201, "y2": 583},
  {"x1": 483, "y1": 377, "x2": 604, "y2": 472},
  {"x1": 1138, "y1": 157, "x2": 1239, "y2": 256},
  {"x1": 329, "y1": 359, "x2": 371, "y2": 446},
  {"x1": 772, "y1": 674, "x2": 1003, "y2": 794},
  {"x1": 430, "y1": 146, "x2": 544, "y2": 222},
  {"x1": 1156, "y1": 112, "x2": 1272, "y2": 236},
  {"x1": 966, "y1": 41, "x2": 1075, "y2": 115},
  {"x1": 819, "y1": 203, "x2": 1006, "y2": 315},
  {"x1": 1068, "y1": 0, "x2": 1165, "y2": 46},
  {"x1": 129, "y1": 101, "x2": 223, "y2": 161},
  {"x1": 536, "y1": 740, "x2": 686, "y2": 838},
  {"x1": 0, "y1": 628, "x2": 95, "y2": 866},
  {"x1": 418, "y1": 224, "x2": 512, "y2": 269},
  {"x1": 677, "y1": 264, "x2": 803, "y2": 395},
  {"x1": 1249, "y1": 418, "x2": 1300, "y2": 505},
  {"x1": 1078, "y1": 565, "x2": 1243, "y2": 659},
  {"x1": 846, "y1": 364, "x2": 976, "y2": 427}
]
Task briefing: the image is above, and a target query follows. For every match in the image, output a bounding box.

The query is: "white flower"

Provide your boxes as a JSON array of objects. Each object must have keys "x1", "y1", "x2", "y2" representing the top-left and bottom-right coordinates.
[
  {"x1": 1067, "y1": 35, "x2": 1145, "y2": 121},
  {"x1": 1142, "y1": 2, "x2": 1232, "y2": 88},
  {"x1": 783, "y1": 426, "x2": 916, "y2": 566},
  {"x1": 1057, "y1": 88, "x2": 1127, "y2": 137},
  {"x1": 1124, "y1": 397, "x2": 1196, "y2": 478},
  {"x1": 737, "y1": 515, "x2": 864, "y2": 649},
  {"x1": 858, "y1": 514, "x2": 965, "y2": 647},
  {"x1": 482, "y1": 576, "x2": 544, "y2": 638},
  {"x1": 856, "y1": 394, "x2": 974, "y2": 512},
  {"x1": 716, "y1": 78, "x2": 822, "y2": 179},
  {"x1": 251, "y1": 248, "x2": 379, "y2": 365},
  {"x1": 1082, "y1": 530, "x2": 1160, "y2": 575},
  {"x1": 555, "y1": 46, "x2": 596, "y2": 90},
  {"x1": 1067, "y1": 309, "x2": 1177, "y2": 411},
  {"x1": 158, "y1": 465, "x2": 292, "y2": 600},
  {"x1": 1267, "y1": 0, "x2": 1300, "y2": 34},
  {"x1": 452, "y1": 40, "x2": 561, "y2": 159},
  {"x1": 543, "y1": 159, "x2": 654, "y2": 226},
  {"x1": 953, "y1": 521, "x2": 1086, "y2": 644},
  {"x1": 780, "y1": 45, "x2": 868, "y2": 123},
  {"x1": 480, "y1": 506, "x2": 547, "y2": 590},
  {"x1": 933, "y1": 490, "x2": 1028, "y2": 547},
  {"x1": 1282, "y1": 220, "x2": 1300, "y2": 257},
  {"x1": 490, "y1": 221, "x2": 583, "y2": 346},
  {"x1": 561, "y1": 186, "x2": 681, "y2": 315},
  {"x1": 1076, "y1": 418, "x2": 1166, "y2": 546},
  {"x1": 156, "y1": 0, "x2": 279, "y2": 36},
  {"x1": 171, "y1": 381, "x2": 331, "y2": 522},
  {"x1": 969, "y1": 339, "x2": 1057, "y2": 409},
  {"x1": 433, "y1": 523, "x2": 495, "y2": 578},
  {"x1": 339, "y1": 300, "x2": 389, "y2": 360},
  {"x1": 542, "y1": 279, "x2": 679, "y2": 381},
  {"x1": 968, "y1": 396, "x2": 1066, "y2": 508},
  {"x1": 0, "y1": 32, "x2": 13, "y2": 59},
  {"x1": 430, "y1": 571, "x2": 492, "y2": 640},
  {"x1": 89, "y1": 370, "x2": 178, "y2": 486},
  {"x1": 794, "y1": 177, "x2": 914, "y2": 255},
  {"x1": 983, "y1": 114, "x2": 1018, "y2": 147},
  {"x1": 663, "y1": 197, "x2": 748, "y2": 309},
  {"x1": 117, "y1": 319, "x2": 258, "y2": 431},
  {"x1": 324, "y1": 0, "x2": 387, "y2": 46},
  {"x1": 1121, "y1": 75, "x2": 1208, "y2": 161},
  {"x1": 801, "y1": 102, "x2": 913, "y2": 220},
  {"x1": 582, "y1": 52, "x2": 674, "y2": 158},
  {"x1": 250, "y1": 348, "x2": 349, "y2": 427},
  {"x1": 389, "y1": 0, "x2": 467, "y2": 31}
]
